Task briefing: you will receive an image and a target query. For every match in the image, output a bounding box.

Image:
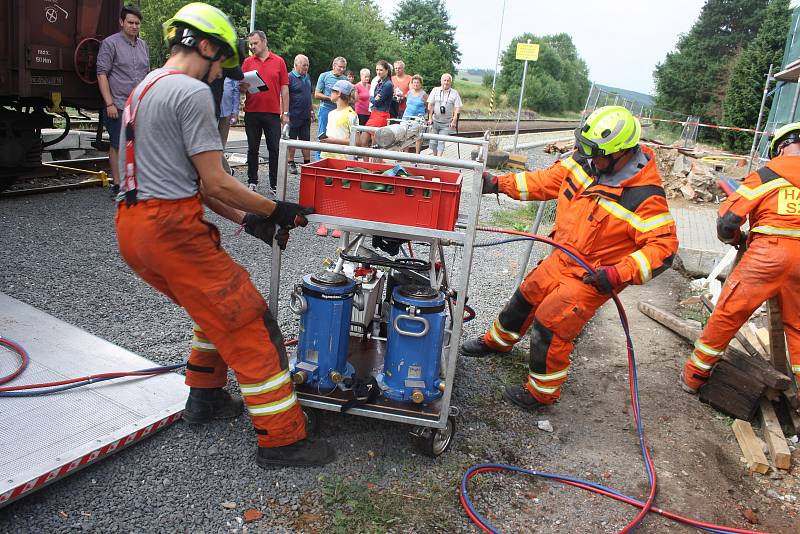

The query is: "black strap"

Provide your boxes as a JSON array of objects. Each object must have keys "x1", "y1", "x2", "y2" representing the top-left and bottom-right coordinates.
[
  {"x1": 391, "y1": 299, "x2": 445, "y2": 314},
  {"x1": 340, "y1": 376, "x2": 380, "y2": 413},
  {"x1": 186, "y1": 362, "x2": 215, "y2": 373},
  {"x1": 339, "y1": 252, "x2": 430, "y2": 272}
]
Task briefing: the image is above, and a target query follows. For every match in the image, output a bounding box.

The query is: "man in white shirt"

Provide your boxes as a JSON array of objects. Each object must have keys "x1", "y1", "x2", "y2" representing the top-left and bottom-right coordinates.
[{"x1": 426, "y1": 73, "x2": 462, "y2": 156}]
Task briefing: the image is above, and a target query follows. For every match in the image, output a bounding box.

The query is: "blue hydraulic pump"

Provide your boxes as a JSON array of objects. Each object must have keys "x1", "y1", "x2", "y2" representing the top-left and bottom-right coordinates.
[
  {"x1": 290, "y1": 272, "x2": 363, "y2": 389},
  {"x1": 379, "y1": 284, "x2": 447, "y2": 404}
]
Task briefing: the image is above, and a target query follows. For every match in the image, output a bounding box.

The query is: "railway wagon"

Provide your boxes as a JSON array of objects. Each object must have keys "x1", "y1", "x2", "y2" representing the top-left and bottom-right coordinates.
[{"x1": 0, "y1": 0, "x2": 122, "y2": 185}]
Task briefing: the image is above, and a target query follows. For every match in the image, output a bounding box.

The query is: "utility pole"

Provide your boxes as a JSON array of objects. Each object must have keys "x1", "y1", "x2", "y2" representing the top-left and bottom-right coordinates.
[
  {"x1": 489, "y1": 0, "x2": 507, "y2": 114},
  {"x1": 250, "y1": 0, "x2": 256, "y2": 33}
]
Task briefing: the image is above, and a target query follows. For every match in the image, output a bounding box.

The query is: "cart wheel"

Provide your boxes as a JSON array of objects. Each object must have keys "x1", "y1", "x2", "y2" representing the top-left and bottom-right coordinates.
[
  {"x1": 302, "y1": 408, "x2": 321, "y2": 436},
  {"x1": 415, "y1": 416, "x2": 456, "y2": 457}
]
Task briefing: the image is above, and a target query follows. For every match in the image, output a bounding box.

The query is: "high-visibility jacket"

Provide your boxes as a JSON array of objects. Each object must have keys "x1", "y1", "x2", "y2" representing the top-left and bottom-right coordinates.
[
  {"x1": 497, "y1": 145, "x2": 678, "y2": 285},
  {"x1": 717, "y1": 155, "x2": 800, "y2": 243}
]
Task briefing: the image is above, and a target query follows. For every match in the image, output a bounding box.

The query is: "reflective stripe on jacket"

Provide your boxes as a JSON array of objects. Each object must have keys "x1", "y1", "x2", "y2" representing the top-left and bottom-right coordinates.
[
  {"x1": 496, "y1": 145, "x2": 678, "y2": 285},
  {"x1": 718, "y1": 155, "x2": 800, "y2": 240}
]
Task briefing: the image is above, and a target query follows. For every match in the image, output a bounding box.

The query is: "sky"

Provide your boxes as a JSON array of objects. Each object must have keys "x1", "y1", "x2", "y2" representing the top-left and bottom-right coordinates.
[{"x1": 372, "y1": 0, "x2": 707, "y2": 95}]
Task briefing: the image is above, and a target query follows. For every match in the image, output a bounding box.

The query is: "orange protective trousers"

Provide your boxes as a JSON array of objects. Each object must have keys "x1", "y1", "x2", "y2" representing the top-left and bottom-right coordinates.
[
  {"x1": 482, "y1": 250, "x2": 609, "y2": 404},
  {"x1": 115, "y1": 196, "x2": 306, "y2": 448},
  {"x1": 683, "y1": 235, "x2": 800, "y2": 390}
]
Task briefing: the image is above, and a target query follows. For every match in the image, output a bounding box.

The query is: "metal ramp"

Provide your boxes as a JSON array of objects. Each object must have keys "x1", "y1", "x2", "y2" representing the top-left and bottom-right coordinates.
[{"x1": 0, "y1": 293, "x2": 187, "y2": 507}]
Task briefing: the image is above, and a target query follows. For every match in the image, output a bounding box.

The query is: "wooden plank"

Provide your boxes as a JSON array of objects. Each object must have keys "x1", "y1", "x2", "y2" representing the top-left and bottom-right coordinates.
[
  {"x1": 755, "y1": 327, "x2": 771, "y2": 355},
  {"x1": 781, "y1": 388, "x2": 800, "y2": 435},
  {"x1": 766, "y1": 299, "x2": 789, "y2": 375},
  {"x1": 759, "y1": 399, "x2": 792, "y2": 470},
  {"x1": 638, "y1": 301, "x2": 701, "y2": 341},
  {"x1": 741, "y1": 324, "x2": 767, "y2": 359},
  {"x1": 731, "y1": 419, "x2": 770, "y2": 474},
  {"x1": 699, "y1": 361, "x2": 764, "y2": 421},
  {"x1": 638, "y1": 302, "x2": 791, "y2": 390}
]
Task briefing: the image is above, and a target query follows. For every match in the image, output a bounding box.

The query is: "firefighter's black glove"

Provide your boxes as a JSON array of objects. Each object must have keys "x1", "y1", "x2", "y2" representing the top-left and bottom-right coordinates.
[
  {"x1": 266, "y1": 200, "x2": 313, "y2": 229},
  {"x1": 582, "y1": 265, "x2": 622, "y2": 294},
  {"x1": 734, "y1": 230, "x2": 748, "y2": 251},
  {"x1": 481, "y1": 171, "x2": 499, "y2": 195},
  {"x1": 242, "y1": 213, "x2": 289, "y2": 249}
]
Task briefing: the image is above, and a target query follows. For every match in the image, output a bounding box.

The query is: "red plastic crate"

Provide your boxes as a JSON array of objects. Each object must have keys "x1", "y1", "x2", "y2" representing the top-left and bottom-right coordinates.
[{"x1": 298, "y1": 158, "x2": 463, "y2": 231}]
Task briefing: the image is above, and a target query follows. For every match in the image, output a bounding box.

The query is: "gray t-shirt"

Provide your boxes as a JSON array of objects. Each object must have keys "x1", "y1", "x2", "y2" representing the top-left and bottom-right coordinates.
[{"x1": 118, "y1": 69, "x2": 222, "y2": 201}]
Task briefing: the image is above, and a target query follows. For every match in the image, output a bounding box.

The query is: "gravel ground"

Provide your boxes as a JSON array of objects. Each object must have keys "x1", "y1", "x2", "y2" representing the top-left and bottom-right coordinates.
[{"x1": 1, "y1": 148, "x2": 798, "y2": 533}]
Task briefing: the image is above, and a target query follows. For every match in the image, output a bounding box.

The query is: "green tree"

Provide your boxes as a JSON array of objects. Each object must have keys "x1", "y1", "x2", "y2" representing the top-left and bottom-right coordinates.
[
  {"x1": 403, "y1": 42, "x2": 454, "y2": 91},
  {"x1": 496, "y1": 33, "x2": 590, "y2": 114},
  {"x1": 653, "y1": 0, "x2": 770, "y2": 139},
  {"x1": 390, "y1": 0, "x2": 461, "y2": 75},
  {"x1": 722, "y1": 0, "x2": 791, "y2": 152},
  {"x1": 139, "y1": 0, "x2": 251, "y2": 66},
  {"x1": 138, "y1": 0, "x2": 403, "y2": 83}
]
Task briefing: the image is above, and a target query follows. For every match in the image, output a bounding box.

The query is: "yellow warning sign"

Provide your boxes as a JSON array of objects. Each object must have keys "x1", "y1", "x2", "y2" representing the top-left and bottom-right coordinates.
[
  {"x1": 516, "y1": 43, "x2": 540, "y2": 61},
  {"x1": 777, "y1": 186, "x2": 800, "y2": 215}
]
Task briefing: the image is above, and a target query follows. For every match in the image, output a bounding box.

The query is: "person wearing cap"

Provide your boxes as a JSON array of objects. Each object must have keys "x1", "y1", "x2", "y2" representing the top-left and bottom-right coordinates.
[
  {"x1": 316, "y1": 79, "x2": 358, "y2": 237},
  {"x1": 681, "y1": 123, "x2": 800, "y2": 397},
  {"x1": 313, "y1": 57, "x2": 348, "y2": 161},
  {"x1": 114, "y1": 2, "x2": 335, "y2": 468},
  {"x1": 460, "y1": 106, "x2": 677, "y2": 412}
]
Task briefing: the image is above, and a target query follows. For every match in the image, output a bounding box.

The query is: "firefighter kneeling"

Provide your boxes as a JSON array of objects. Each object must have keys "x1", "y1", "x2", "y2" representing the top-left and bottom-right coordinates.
[
  {"x1": 462, "y1": 106, "x2": 678, "y2": 411},
  {"x1": 115, "y1": 3, "x2": 334, "y2": 467},
  {"x1": 681, "y1": 123, "x2": 800, "y2": 395}
]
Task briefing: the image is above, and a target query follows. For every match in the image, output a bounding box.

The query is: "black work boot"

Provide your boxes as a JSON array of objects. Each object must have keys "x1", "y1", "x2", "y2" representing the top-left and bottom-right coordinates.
[
  {"x1": 502, "y1": 383, "x2": 546, "y2": 412},
  {"x1": 460, "y1": 336, "x2": 503, "y2": 358},
  {"x1": 256, "y1": 437, "x2": 336, "y2": 468},
  {"x1": 182, "y1": 387, "x2": 244, "y2": 424}
]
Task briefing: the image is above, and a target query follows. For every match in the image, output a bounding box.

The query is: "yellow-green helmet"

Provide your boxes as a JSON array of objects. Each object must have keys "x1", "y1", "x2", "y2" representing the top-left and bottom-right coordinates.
[
  {"x1": 769, "y1": 122, "x2": 800, "y2": 158},
  {"x1": 163, "y1": 2, "x2": 239, "y2": 68},
  {"x1": 575, "y1": 106, "x2": 641, "y2": 157}
]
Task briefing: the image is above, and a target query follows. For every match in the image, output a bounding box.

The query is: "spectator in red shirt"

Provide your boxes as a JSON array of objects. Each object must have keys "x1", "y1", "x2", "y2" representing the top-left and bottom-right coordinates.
[
  {"x1": 391, "y1": 60, "x2": 411, "y2": 118},
  {"x1": 241, "y1": 30, "x2": 289, "y2": 193}
]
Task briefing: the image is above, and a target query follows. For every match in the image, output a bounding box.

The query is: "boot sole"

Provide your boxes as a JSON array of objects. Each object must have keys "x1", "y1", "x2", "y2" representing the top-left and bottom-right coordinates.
[
  {"x1": 181, "y1": 407, "x2": 244, "y2": 425},
  {"x1": 255, "y1": 452, "x2": 336, "y2": 468},
  {"x1": 459, "y1": 347, "x2": 503, "y2": 358}
]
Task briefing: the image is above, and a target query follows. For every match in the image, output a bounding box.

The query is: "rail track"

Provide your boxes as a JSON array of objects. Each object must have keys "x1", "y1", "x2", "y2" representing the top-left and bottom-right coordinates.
[{"x1": 1, "y1": 120, "x2": 578, "y2": 197}]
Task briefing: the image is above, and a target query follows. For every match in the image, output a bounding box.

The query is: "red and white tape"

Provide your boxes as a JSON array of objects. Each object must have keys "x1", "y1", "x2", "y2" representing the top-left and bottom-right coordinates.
[{"x1": 648, "y1": 117, "x2": 768, "y2": 135}]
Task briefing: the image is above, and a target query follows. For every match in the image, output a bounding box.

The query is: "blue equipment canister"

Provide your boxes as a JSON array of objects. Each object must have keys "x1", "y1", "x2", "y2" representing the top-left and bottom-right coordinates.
[
  {"x1": 291, "y1": 272, "x2": 359, "y2": 389},
  {"x1": 380, "y1": 284, "x2": 447, "y2": 404}
]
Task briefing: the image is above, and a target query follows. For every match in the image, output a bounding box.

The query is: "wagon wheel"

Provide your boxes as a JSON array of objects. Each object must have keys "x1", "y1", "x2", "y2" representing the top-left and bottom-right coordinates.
[
  {"x1": 413, "y1": 415, "x2": 456, "y2": 458},
  {"x1": 74, "y1": 37, "x2": 101, "y2": 85}
]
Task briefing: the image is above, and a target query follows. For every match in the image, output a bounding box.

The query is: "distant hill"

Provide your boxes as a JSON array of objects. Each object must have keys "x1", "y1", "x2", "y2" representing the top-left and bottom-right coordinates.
[
  {"x1": 458, "y1": 68, "x2": 493, "y2": 84},
  {"x1": 595, "y1": 84, "x2": 654, "y2": 107}
]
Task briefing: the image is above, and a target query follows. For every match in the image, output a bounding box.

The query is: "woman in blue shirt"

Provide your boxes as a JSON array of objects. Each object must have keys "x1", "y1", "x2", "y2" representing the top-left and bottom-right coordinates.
[
  {"x1": 401, "y1": 74, "x2": 427, "y2": 153},
  {"x1": 358, "y1": 60, "x2": 394, "y2": 149}
]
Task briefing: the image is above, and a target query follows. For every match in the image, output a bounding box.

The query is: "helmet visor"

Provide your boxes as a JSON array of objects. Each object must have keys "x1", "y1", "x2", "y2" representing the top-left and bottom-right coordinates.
[{"x1": 574, "y1": 127, "x2": 604, "y2": 157}]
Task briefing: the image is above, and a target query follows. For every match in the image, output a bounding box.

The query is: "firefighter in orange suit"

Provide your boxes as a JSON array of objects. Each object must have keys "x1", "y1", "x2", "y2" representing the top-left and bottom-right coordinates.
[
  {"x1": 681, "y1": 122, "x2": 800, "y2": 395},
  {"x1": 115, "y1": 3, "x2": 335, "y2": 467},
  {"x1": 461, "y1": 106, "x2": 679, "y2": 411}
]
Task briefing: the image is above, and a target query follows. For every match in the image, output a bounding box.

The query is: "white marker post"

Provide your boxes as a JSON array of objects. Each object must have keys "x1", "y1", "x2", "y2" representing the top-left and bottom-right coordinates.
[
  {"x1": 512, "y1": 40, "x2": 539, "y2": 152},
  {"x1": 511, "y1": 41, "x2": 542, "y2": 288}
]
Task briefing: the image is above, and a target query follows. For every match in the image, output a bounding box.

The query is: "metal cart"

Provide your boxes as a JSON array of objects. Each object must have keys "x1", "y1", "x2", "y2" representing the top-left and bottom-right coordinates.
[{"x1": 269, "y1": 132, "x2": 487, "y2": 456}]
